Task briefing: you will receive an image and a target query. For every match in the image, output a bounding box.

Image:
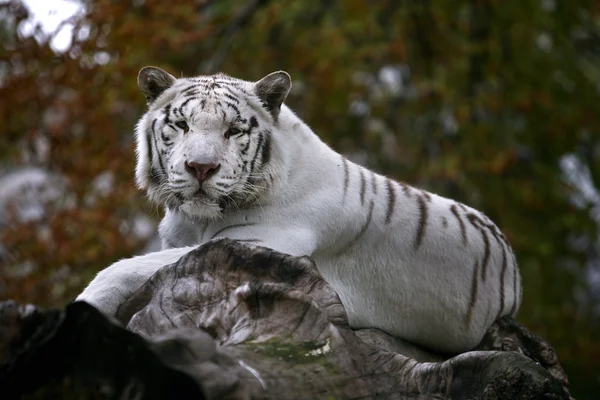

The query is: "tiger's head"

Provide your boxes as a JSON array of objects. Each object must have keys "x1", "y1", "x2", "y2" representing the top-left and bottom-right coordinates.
[{"x1": 134, "y1": 66, "x2": 291, "y2": 220}]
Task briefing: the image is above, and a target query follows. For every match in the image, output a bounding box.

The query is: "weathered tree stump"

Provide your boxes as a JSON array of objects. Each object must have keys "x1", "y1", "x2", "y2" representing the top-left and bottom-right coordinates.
[{"x1": 0, "y1": 239, "x2": 571, "y2": 399}]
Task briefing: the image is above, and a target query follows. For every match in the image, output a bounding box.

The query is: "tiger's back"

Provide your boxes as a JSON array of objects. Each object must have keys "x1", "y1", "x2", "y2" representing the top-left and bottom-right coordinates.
[{"x1": 308, "y1": 155, "x2": 520, "y2": 352}]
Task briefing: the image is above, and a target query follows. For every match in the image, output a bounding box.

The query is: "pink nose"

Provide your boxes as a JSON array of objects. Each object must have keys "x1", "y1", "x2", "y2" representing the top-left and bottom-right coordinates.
[{"x1": 185, "y1": 161, "x2": 220, "y2": 183}]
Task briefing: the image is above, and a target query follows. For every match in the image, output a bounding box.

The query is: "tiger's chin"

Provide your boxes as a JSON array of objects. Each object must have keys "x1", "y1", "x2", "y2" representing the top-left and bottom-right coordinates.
[{"x1": 178, "y1": 198, "x2": 223, "y2": 221}]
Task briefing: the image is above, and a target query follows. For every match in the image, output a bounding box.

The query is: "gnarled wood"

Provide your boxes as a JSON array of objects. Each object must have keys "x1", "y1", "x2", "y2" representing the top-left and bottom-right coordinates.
[{"x1": 0, "y1": 239, "x2": 570, "y2": 399}]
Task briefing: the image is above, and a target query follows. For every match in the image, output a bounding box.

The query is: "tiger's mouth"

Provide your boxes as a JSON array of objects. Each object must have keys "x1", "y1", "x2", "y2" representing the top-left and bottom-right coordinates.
[
  {"x1": 173, "y1": 177, "x2": 256, "y2": 216},
  {"x1": 192, "y1": 187, "x2": 208, "y2": 198},
  {"x1": 187, "y1": 186, "x2": 230, "y2": 212}
]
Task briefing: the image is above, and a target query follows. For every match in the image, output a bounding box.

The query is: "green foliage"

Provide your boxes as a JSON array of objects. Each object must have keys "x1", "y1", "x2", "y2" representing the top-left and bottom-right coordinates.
[{"x1": 1, "y1": 0, "x2": 599, "y2": 397}]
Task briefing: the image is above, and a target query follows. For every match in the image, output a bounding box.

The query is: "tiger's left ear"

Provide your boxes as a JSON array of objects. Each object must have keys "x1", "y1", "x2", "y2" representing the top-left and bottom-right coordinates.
[
  {"x1": 138, "y1": 66, "x2": 177, "y2": 105},
  {"x1": 255, "y1": 71, "x2": 292, "y2": 120}
]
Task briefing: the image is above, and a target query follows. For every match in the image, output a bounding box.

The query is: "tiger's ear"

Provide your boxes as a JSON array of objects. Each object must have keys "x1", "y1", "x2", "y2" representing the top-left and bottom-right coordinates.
[
  {"x1": 138, "y1": 66, "x2": 176, "y2": 105},
  {"x1": 254, "y1": 71, "x2": 292, "y2": 120}
]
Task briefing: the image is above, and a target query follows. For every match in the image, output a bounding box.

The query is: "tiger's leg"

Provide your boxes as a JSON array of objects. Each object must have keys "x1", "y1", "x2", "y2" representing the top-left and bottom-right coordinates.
[
  {"x1": 76, "y1": 246, "x2": 195, "y2": 316},
  {"x1": 77, "y1": 225, "x2": 316, "y2": 316}
]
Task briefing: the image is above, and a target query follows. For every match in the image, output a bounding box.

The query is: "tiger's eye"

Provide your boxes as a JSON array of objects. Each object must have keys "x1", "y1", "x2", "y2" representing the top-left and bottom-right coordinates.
[
  {"x1": 175, "y1": 121, "x2": 189, "y2": 133},
  {"x1": 225, "y1": 127, "x2": 241, "y2": 139}
]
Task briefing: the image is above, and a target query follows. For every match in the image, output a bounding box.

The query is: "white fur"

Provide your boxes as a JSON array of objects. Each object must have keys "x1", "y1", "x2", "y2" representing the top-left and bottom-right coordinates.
[
  {"x1": 77, "y1": 71, "x2": 522, "y2": 353},
  {"x1": 77, "y1": 246, "x2": 195, "y2": 316}
]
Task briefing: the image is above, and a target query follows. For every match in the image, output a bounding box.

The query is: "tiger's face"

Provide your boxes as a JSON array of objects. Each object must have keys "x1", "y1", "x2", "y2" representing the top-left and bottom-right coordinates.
[{"x1": 134, "y1": 67, "x2": 291, "y2": 220}]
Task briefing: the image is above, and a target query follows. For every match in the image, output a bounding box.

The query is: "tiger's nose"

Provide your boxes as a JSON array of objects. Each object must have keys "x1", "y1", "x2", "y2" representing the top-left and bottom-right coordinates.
[{"x1": 185, "y1": 161, "x2": 220, "y2": 183}]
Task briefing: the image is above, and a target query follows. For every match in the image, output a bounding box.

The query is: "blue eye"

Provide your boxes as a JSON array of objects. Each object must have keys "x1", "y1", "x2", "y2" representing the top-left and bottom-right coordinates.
[
  {"x1": 224, "y1": 127, "x2": 242, "y2": 139},
  {"x1": 175, "y1": 121, "x2": 189, "y2": 133}
]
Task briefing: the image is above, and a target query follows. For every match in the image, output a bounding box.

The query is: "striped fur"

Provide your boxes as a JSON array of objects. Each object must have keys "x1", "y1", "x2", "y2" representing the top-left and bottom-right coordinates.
[
  {"x1": 134, "y1": 70, "x2": 282, "y2": 227},
  {"x1": 78, "y1": 68, "x2": 522, "y2": 354}
]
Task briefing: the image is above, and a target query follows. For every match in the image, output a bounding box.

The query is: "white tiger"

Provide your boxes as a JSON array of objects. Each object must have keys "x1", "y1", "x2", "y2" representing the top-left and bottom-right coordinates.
[{"x1": 77, "y1": 66, "x2": 522, "y2": 354}]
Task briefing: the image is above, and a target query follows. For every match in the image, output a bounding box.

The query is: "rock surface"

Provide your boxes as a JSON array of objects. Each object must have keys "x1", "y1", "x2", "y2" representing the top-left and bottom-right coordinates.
[{"x1": 0, "y1": 239, "x2": 571, "y2": 399}]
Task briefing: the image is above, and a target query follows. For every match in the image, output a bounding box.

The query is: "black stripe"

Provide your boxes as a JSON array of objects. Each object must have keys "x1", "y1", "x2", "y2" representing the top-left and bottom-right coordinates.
[
  {"x1": 450, "y1": 204, "x2": 467, "y2": 246},
  {"x1": 225, "y1": 101, "x2": 241, "y2": 119},
  {"x1": 421, "y1": 191, "x2": 432, "y2": 202},
  {"x1": 385, "y1": 179, "x2": 396, "y2": 224},
  {"x1": 163, "y1": 104, "x2": 172, "y2": 124},
  {"x1": 249, "y1": 116, "x2": 259, "y2": 129},
  {"x1": 150, "y1": 122, "x2": 166, "y2": 178},
  {"x1": 210, "y1": 223, "x2": 256, "y2": 239},
  {"x1": 146, "y1": 121, "x2": 156, "y2": 175},
  {"x1": 248, "y1": 131, "x2": 264, "y2": 174},
  {"x1": 342, "y1": 157, "x2": 350, "y2": 203},
  {"x1": 490, "y1": 223, "x2": 511, "y2": 249},
  {"x1": 215, "y1": 181, "x2": 233, "y2": 188},
  {"x1": 153, "y1": 134, "x2": 166, "y2": 175},
  {"x1": 497, "y1": 242, "x2": 508, "y2": 318},
  {"x1": 483, "y1": 221, "x2": 511, "y2": 318},
  {"x1": 338, "y1": 201, "x2": 375, "y2": 254},
  {"x1": 509, "y1": 252, "x2": 519, "y2": 315},
  {"x1": 183, "y1": 90, "x2": 200, "y2": 97},
  {"x1": 479, "y1": 219, "x2": 510, "y2": 318},
  {"x1": 465, "y1": 261, "x2": 480, "y2": 328},
  {"x1": 244, "y1": 116, "x2": 260, "y2": 135},
  {"x1": 414, "y1": 194, "x2": 429, "y2": 249},
  {"x1": 223, "y1": 92, "x2": 240, "y2": 103},
  {"x1": 181, "y1": 85, "x2": 198, "y2": 93},
  {"x1": 260, "y1": 132, "x2": 271, "y2": 166},
  {"x1": 359, "y1": 168, "x2": 366, "y2": 206},
  {"x1": 215, "y1": 76, "x2": 237, "y2": 82},
  {"x1": 210, "y1": 79, "x2": 221, "y2": 90},
  {"x1": 371, "y1": 172, "x2": 378, "y2": 195},
  {"x1": 481, "y1": 230, "x2": 490, "y2": 281},
  {"x1": 518, "y1": 266, "x2": 522, "y2": 314},
  {"x1": 442, "y1": 217, "x2": 448, "y2": 228},
  {"x1": 178, "y1": 97, "x2": 196, "y2": 115},
  {"x1": 400, "y1": 183, "x2": 411, "y2": 197},
  {"x1": 467, "y1": 213, "x2": 490, "y2": 281}
]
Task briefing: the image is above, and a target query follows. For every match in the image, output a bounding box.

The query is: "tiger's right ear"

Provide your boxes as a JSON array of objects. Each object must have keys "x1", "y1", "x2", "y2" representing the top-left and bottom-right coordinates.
[{"x1": 138, "y1": 66, "x2": 176, "y2": 105}]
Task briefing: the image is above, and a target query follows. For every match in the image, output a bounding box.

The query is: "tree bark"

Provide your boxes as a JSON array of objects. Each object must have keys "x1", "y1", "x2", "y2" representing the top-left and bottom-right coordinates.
[{"x1": 0, "y1": 239, "x2": 571, "y2": 399}]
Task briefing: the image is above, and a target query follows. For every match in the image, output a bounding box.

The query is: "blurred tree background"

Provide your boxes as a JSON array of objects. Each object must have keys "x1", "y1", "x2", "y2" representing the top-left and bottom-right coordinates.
[{"x1": 1, "y1": 0, "x2": 599, "y2": 397}]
